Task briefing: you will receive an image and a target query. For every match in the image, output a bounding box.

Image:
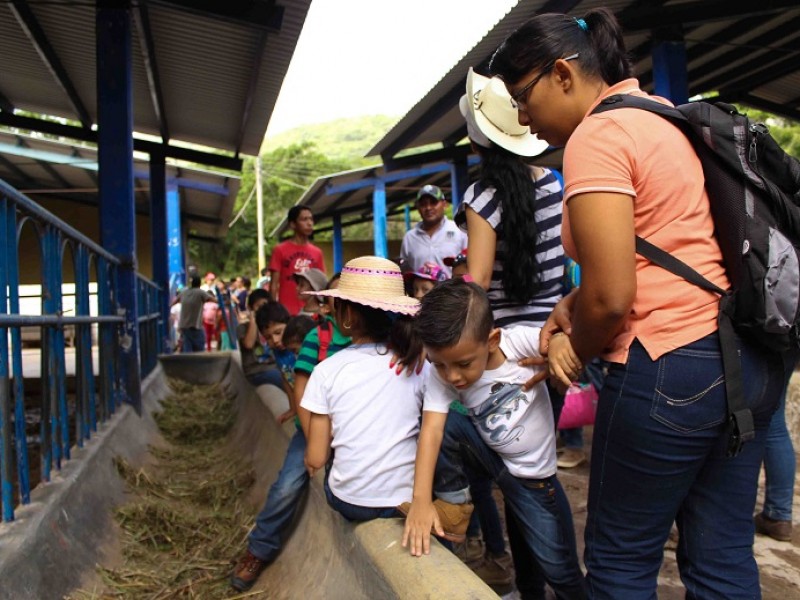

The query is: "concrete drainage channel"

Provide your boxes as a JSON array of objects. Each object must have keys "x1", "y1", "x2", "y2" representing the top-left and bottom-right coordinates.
[{"x1": 0, "y1": 352, "x2": 497, "y2": 600}]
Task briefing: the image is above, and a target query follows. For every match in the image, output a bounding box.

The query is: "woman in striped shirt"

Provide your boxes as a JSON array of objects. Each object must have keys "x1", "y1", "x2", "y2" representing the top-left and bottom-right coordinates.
[{"x1": 457, "y1": 68, "x2": 564, "y2": 331}]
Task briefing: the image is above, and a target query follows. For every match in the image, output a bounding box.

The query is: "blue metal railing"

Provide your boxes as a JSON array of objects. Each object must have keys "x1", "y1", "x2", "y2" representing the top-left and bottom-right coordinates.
[{"x1": 0, "y1": 179, "x2": 162, "y2": 522}]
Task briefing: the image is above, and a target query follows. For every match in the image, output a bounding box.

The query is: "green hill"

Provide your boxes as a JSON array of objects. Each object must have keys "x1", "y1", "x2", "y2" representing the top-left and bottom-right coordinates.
[{"x1": 262, "y1": 114, "x2": 399, "y2": 164}]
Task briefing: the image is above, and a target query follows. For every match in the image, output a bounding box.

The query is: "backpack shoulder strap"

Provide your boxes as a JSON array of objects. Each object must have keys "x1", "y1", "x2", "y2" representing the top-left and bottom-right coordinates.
[
  {"x1": 591, "y1": 94, "x2": 689, "y2": 123},
  {"x1": 317, "y1": 320, "x2": 333, "y2": 362}
]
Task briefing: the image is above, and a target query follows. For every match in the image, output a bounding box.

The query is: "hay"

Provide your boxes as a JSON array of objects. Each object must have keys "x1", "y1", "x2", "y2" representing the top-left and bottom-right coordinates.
[{"x1": 69, "y1": 379, "x2": 256, "y2": 599}]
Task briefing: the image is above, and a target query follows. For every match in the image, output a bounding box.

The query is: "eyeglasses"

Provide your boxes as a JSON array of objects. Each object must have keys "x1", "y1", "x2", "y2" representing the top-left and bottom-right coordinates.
[{"x1": 509, "y1": 53, "x2": 579, "y2": 111}]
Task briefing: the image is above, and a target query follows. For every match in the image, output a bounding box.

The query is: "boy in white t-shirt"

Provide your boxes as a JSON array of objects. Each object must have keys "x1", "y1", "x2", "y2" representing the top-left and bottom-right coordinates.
[{"x1": 402, "y1": 279, "x2": 586, "y2": 599}]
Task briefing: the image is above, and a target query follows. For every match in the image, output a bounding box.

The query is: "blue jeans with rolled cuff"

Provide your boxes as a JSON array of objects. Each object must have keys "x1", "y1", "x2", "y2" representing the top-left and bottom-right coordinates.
[
  {"x1": 434, "y1": 411, "x2": 586, "y2": 599},
  {"x1": 247, "y1": 428, "x2": 309, "y2": 562},
  {"x1": 246, "y1": 367, "x2": 284, "y2": 390},
  {"x1": 584, "y1": 333, "x2": 789, "y2": 599}
]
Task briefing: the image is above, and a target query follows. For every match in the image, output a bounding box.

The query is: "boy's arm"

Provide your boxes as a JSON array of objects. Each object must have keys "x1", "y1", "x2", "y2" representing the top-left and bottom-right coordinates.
[
  {"x1": 269, "y1": 269, "x2": 280, "y2": 302},
  {"x1": 277, "y1": 371, "x2": 308, "y2": 426},
  {"x1": 240, "y1": 315, "x2": 259, "y2": 350},
  {"x1": 304, "y1": 412, "x2": 332, "y2": 475},
  {"x1": 402, "y1": 410, "x2": 448, "y2": 557}
]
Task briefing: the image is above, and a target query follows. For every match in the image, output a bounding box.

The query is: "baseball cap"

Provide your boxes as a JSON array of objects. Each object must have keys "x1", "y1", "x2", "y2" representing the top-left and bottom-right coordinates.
[
  {"x1": 403, "y1": 262, "x2": 448, "y2": 283},
  {"x1": 416, "y1": 184, "x2": 445, "y2": 202},
  {"x1": 293, "y1": 268, "x2": 328, "y2": 292}
]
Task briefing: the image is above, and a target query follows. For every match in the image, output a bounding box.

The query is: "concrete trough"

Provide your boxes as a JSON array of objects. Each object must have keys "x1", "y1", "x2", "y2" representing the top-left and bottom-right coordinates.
[{"x1": 0, "y1": 352, "x2": 498, "y2": 599}]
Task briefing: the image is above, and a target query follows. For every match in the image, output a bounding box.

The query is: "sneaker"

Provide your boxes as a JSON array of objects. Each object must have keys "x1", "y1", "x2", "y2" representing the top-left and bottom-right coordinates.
[
  {"x1": 473, "y1": 550, "x2": 514, "y2": 588},
  {"x1": 231, "y1": 550, "x2": 268, "y2": 592},
  {"x1": 754, "y1": 513, "x2": 792, "y2": 542},
  {"x1": 453, "y1": 535, "x2": 484, "y2": 569},
  {"x1": 557, "y1": 447, "x2": 585, "y2": 469},
  {"x1": 398, "y1": 499, "x2": 474, "y2": 543}
]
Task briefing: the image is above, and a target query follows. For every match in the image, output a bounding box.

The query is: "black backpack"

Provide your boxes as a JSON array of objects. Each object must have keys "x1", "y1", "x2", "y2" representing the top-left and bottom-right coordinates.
[{"x1": 592, "y1": 95, "x2": 800, "y2": 455}]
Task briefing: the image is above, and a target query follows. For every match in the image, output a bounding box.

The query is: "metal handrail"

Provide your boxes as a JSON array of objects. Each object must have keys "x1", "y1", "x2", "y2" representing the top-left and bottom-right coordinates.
[{"x1": 0, "y1": 180, "x2": 163, "y2": 522}]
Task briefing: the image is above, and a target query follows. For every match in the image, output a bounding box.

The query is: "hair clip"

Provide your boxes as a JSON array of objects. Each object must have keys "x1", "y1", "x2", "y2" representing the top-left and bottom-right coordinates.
[{"x1": 575, "y1": 17, "x2": 588, "y2": 32}]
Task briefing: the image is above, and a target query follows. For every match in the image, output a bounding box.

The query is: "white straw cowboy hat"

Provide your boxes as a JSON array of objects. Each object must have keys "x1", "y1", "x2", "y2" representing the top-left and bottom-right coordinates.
[
  {"x1": 305, "y1": 256, "x2": 419, "y2": 316},
  {"x1": 459, "y1": 67, "x2": 548, "y2": 157}
]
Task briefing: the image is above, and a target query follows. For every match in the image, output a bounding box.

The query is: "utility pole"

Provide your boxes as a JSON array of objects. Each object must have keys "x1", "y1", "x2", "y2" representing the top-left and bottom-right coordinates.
[{"x1": 256, "y1": 155, "x2": 266, "y2": 273}]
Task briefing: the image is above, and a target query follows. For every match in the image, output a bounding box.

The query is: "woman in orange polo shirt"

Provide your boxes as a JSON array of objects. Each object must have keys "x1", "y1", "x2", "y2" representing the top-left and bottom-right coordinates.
[{"x1": 491, "y1": 8, "x2": 790, "y2": 599}]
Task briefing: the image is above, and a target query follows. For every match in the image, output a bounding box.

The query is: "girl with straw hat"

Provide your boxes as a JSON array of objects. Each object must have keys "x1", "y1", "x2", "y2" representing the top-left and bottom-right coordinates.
[{"x1": 299, "y1": 257, "x2": 439, "y2": 522}]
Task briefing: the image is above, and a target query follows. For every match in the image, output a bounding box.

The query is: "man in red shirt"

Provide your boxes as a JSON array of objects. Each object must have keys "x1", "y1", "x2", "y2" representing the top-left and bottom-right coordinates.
[{"x1": 269, "y1": 205, "x2": 326, "y2": 315}]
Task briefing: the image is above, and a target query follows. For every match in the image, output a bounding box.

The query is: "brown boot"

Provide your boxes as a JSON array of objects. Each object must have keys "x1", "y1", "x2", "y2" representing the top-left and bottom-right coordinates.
[
  {"x1": 398, "y1": 499, "x2": 474, "y2": 543},
  {"x1": 453, "y1": 535, "x2": 484, "y2": 569},
  {"x1": 231, "y1": 550, "x2": 268, "y2": 591},
  {"x1": 473, "y1": 550, "x2": 514, "y2": 588},
  {"x1": 754, "y1": 513, "x2": 792, "y2": 542}
]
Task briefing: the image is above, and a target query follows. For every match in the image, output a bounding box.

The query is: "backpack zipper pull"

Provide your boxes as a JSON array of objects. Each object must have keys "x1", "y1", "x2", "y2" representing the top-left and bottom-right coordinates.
[{"x1": 748, "y1": 123, "x2": 769, "y2": 164}]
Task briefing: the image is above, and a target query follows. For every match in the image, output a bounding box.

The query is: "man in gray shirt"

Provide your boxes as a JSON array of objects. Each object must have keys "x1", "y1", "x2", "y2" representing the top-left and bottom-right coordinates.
[{"x1": 174, "y1": 275, "x2": 215, "y2": 352}]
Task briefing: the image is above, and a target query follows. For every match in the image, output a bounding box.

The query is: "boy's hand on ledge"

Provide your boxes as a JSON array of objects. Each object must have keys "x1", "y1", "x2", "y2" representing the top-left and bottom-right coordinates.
[
  {"x1": 401, "y1": 500, "x2": 442, "y2": 557},
  {"x1": 277, "y1": 408, "x2": 296, "y2": 425}
]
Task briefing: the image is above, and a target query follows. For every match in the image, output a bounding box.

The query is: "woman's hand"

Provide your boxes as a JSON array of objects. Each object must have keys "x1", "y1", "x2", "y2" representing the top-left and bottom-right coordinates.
[
  {"x1": 540, "y1": 289, "x2": 579, "y2": 355},
  {"x1": 547, "y1": 332, "x2": 582, "y2": 388},
  {"x1": 401, "y1": 499, "x2": 443, "y2": 557}
]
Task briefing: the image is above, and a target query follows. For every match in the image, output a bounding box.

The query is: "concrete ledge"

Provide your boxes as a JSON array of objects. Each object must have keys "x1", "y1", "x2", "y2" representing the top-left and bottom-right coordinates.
[
  {"x1": 0, "y1": 365, "x2": 170, "y2": 600},
  {"x1": 0, "y1": 353, "x2": 497, "y2": 599}
]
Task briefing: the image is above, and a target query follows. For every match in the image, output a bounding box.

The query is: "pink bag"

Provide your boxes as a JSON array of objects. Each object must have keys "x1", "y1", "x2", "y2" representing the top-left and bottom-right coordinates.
[{"x1": 557, "y1": 383, "x2": 599, "y2": 430}]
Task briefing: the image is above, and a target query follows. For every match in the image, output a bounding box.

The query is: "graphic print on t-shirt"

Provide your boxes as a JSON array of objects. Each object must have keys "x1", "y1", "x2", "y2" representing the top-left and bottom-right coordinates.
[
  {"x1": 283, "y1": 252, "x2": 313, "y2": 278},
  {"x1": 471, "y1": 382, "x2": 530, "y2": 457}
]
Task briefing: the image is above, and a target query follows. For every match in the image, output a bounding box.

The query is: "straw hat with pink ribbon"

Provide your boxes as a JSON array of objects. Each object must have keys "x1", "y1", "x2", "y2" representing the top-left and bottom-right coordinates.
[{"x1": 305, "y1": 256, "x2": 419, "y2": 316}]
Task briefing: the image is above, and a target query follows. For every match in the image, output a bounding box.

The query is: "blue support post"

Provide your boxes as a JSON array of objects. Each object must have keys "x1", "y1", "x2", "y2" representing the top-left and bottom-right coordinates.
[
  {"x1": 150, "y1": 151, "x2": 170, "y2": 352},
  {"x1": 373, "y1": 180, "x2": 388, "y2": 258},
  {"x1": 167, "y1": 185, "x2": 183, "y2": 296},
  {"x1": 652, "y1": 32, "x2": 688, "y2": 105},
  {"x1": 450, "y1": 156, "x2": 469, "y2": 213},
  {"x1": 333, "y1": 214, "x2": 344, "y2": 273},
  {"x1": 97, "y1": 3, "x2": 141, "y2": 411},
  {"x1": 404, "y1": 205, "x2": 411, "y2": 232}
]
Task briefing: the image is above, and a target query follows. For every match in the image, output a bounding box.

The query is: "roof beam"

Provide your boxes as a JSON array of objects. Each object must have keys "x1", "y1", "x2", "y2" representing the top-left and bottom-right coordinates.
[
  {"x1": 376, "y1": 0, "x2": 585, "y2": 161},
  {"x1": 384, "y1": 144, "x2": 473, "y2": 172},
  {"x1": 637, "y1": 18, "x2": 758, "y2": 87},
  {"x1": 8, "y1": 0, "x2": 93, "y2": 130},
  {"x1": 0, "y1": 154, "x2": 37, "y2": 187},
  {"x1": 619, "y1": 0, "x2": 799, "y2": 32},
  {"x1": 133, "y1": 2, "x2": 170, "y2": 142},
  {"x1": 716, "y1": 92, "x2": 800, "y2": 123},
  {"x1": 0, "y1": 112, "x2": 242, "y2": 171},
  {"x1": 0, "y1": 89, "x2": 15, "y2": 114},
  {"x1": 684, "y1": 17, "x2": 800, "y2": 96},
  {"x1": 236, "y1": 30, "x2": 268, "y2": 157},
  {"x1": 690, "y1": 36, "x2": 800, "y2": 96},
  {"x1": 153, "y1": 0, "x2": 284, "y2": 32},
  {"x1": 15, "y1": 135, "x2": 72, "y2": 190}
]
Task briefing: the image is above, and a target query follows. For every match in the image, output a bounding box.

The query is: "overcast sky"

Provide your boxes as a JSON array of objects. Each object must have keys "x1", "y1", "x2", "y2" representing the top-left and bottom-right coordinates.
[{"x1": 264, "y1": 0, "x2": 518, "y2": 138}]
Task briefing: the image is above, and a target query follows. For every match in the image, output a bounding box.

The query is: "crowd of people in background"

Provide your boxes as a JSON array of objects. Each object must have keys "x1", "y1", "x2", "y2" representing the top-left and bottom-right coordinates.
[{"x1": 167, "y1": 8, "x2": 797, "y2": 599}]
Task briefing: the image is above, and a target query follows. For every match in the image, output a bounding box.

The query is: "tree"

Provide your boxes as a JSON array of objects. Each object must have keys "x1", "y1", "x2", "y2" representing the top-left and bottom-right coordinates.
[{"x1": 188, "y1": 142, "x2": 352, "y2": 279}]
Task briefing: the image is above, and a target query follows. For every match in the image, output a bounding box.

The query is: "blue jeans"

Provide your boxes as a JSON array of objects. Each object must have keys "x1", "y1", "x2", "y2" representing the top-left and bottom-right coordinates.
[
  {"x1": 248, "y1": 429, "x2": 309, "y2": 562},
  {"x1": 761, "y1": 361, "x2": 798, "y2": 521},
  {"x1": 560, "y1": 427, "x2": 584, "y2": 449},
  {"x1": 465, "y1": 470, "x2": 506, "y2": 556},
  {"x1": 181, "y1": 327, "x2": 205, "y2": 353},
  {"x1": 246, "y1": 368, "x2": 284, "y2": 389},
  {"x1": 323, "y1": 471, "x2": 401, "y2": 522},
  {"x1": 435, "y1": 412, "x2": 586, "y2": 599},
  {"x1": 584, "y1": 334, "x2": 788, "y2": 599}
]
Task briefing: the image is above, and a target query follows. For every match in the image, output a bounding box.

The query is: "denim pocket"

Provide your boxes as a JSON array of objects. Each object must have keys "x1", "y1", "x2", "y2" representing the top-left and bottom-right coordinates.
[{"x1": 650, "y1": 346, "x2": 726, "y2": 433}]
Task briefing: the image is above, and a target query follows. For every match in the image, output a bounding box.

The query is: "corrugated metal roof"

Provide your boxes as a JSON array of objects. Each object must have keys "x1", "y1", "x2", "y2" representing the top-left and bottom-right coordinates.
[
  {"x1": 0, "y1": 0, "x2": 311, "y2": 156},
  {"x1": 0, "y1": 131, "x2": 239, "y2": 239},
  {"x1": 369, "y1": 0, "x2": 800, "y2": 159}
]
